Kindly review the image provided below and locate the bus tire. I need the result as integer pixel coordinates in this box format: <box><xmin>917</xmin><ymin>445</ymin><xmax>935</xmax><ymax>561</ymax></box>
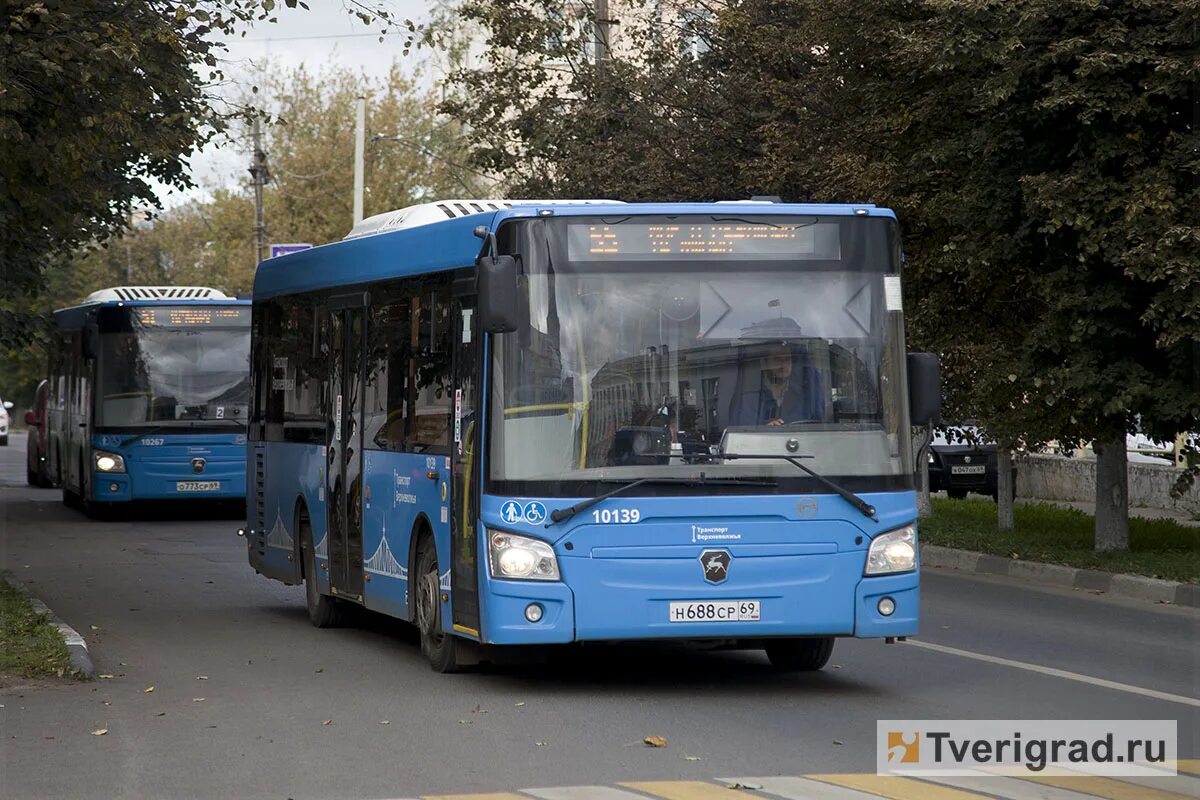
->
<box><xmin>301</xmin><ymin>515</ymin><xmax>345</xmax><ymax>628</ymax></box>
<box><xmin>414</xmin><ymin>541</ymin><xmax>459</xmax><ymax>673</ymax></box>
<box><xmin>764</xmin><ymin>637</ymin><xmax>835</xmax><ymax>672</ymax></box>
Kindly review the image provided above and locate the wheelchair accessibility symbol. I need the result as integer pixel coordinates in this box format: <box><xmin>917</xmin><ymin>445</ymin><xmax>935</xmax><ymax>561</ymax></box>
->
<box><xmin>523</xmin><ymin>501</ymin><xmax>547</xmax><ymax>525</ymax></box>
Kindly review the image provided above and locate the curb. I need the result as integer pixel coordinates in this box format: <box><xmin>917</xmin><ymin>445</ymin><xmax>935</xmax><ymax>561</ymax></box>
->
<box><xmin>921</xmin><ymin>544</ymin><xmax>1198</xmax><ymax>608</ymax></box>
<box><xmin>2</xmin><ymin>573</ymin><xmax>95</xmax><ymax>678</ymax></box>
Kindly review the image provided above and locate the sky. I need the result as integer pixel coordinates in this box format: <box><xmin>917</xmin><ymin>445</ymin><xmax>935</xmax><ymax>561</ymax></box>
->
<box><xmin>161</xmin><ymin>0</ymin><xmax>441</xmax><ymax>207</ymax></box>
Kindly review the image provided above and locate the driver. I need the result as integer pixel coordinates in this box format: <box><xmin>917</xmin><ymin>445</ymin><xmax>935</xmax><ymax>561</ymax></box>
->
<box><xmin>748</xmin><ymin>342</ymin><xmax>827</xmax><ymax>426</ymax></box>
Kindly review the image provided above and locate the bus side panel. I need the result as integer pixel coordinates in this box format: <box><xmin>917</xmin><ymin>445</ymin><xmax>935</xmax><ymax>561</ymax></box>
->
<box><xmin>251</xmin><ymin>441</ymin><xmax>324</xmax><ymax>586</ymax></box>
<box><xmin>359</xmin><ymin>450</ymin><xmax>452</xmax><ymax>625</ymax></box>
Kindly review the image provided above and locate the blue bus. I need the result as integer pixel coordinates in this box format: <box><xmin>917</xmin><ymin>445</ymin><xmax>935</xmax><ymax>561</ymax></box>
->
<box><xmin>246</xmin><ymin>200</ymin><xmax>940</xmax><ymax>672</ymax></box>
<box><xmin>50</xmin><ymin>287</ymin><xmax>252</xmax><ymax>517</ymax></box>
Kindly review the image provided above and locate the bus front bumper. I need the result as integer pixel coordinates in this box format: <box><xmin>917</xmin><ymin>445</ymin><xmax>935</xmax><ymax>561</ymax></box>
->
<box><xmin>478</xmin><ymin>554</ymin><xmax>919</xmax><ymax>645</ymax></box>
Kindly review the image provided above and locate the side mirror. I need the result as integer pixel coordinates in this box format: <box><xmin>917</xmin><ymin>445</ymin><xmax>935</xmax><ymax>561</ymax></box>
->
<box><xmin>907</xmin><ymin>352</ymin><xmax>942</xmax><ymax>426</ymax></box>
<box><xmin>24</xmin><ymin>410</ymin><xmax>37</xmax><ymax>426</ymax></box>
<box><xmin>477</xmin><ymin>254</ymin><xmax>519</xmax><ymax>334</ymax></box>
<box><xmin>81</xmin><ymin>325</ymin><xmax>99</xmax><ymax>360</ymax></box>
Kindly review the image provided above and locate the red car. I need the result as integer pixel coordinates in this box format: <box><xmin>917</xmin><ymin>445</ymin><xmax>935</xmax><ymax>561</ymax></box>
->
<box><xmin>25</xmin><ymin>379</ymin><xmax>54</xmax><ymax>487</ymax></box>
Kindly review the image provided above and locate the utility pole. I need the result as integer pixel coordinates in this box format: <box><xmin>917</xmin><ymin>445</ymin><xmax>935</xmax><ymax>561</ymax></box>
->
<box><xmin>353</xmin><ymin>95</ymin><xmax>366</xmax><ymax>226</ymax></box>
<box><xmin>248</xmin><ymin>114</ymin><xmax>270</xmax><ymax>265</ymax></box>
<box><xmin>594</xmin><ymin>0</ymin><xmax>611</xmax><ymax>66</ymax></box>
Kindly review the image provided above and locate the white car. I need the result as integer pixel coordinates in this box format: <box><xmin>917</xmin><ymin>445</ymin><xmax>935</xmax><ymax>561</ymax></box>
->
<box><xmin>0</xmin><ymin>397</ymin><xmax>10</xmax><ymax>446</ymax></box>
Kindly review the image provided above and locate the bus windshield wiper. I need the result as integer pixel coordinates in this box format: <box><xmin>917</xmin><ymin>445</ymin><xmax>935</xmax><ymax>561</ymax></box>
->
<box><xmin>546</xmin><ymin>475</ymin><xmax>776</xmax><ymax>527</ymax></box>
<box><xmin>718</xmin><ymin>453</ymin><xmax>878</xmax><ymax>521</ymax></box>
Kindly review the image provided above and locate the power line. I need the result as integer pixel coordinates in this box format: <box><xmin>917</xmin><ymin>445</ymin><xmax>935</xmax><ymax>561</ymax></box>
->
<box><xmin>240</xmin><ymin>31</ymin><xmax>406</xmax><ymax>43</ymax></box>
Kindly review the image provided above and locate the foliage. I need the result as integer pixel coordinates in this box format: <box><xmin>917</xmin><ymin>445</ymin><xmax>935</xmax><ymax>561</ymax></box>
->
<box><xmin>445</xmin><ymin>0</ymin><xmax>1200</xmax><ymax>549</ymax></box>
<box><xmin>920</xmin><ymin>497</ymin><xmax>1199</xmax><ymax>584</ymax></box>
<box><xmin>1</xmin><ymin>0</ymin><xmax>414</xmax><ymax>341</ymax></box>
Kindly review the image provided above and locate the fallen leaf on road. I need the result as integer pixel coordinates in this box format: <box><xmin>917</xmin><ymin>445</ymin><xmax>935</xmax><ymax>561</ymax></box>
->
<box><xmin>102</xmin><ymin>700</ymin><xmax>111</xmax><ymax>706</ymax></box>
<box><xmin>535</xmin><ymin>741</ymin><xmax>548</xmax><ymax>746</ymax></box>
<box><xmin>98</xmin><ymin>674</ymin><xmax>114</xmax><ymax>679</ymax></box>
<box><xmin>192</xmin><ymin>698</ymin><xmax>205</xmax><ymax>702</ymax></box>
<box><xmin>91</xmin><ymin>729</ymin><xmax>108</xmax><ymax>736</ymax></box>
<box><xmin>314</xmin><ymin>668</ymin><xmax>323</xmax><ymax>673</ymax></box>
<box><xmin>643</xmin><ymin>735</ymin><xmax>668</xmax><ymax>748</ymax></box>
<box><xmin>154</xmin><ymin>712</ymin><xmax>166</xmax><ymax>717</ymax></box>
<box><xmin>379</xmin><ymin>720</ymin><xmax>390</xmax><ymax>725</ymax></box>
<box><xmin>833</xmin><ymin>739</ymin><xmax>844</xmax><ymax>746</ymax></box>
<box><xmin>726</xmin><ymin>783</ymin><xmax>761</xmax><ymax>791</ymax></box>
<box><xmin>683</xmin><ymin>755</ymin><xmax>702</xmax><ymax>761</ymax></box>
<box><xmin>514</xmin><ymin>701</ymin><xmax>525</xmax><ymax>707</ymax></box>
<box><xmin>457</xmin><ymin>719</ymin><xmax>472</xmax><ymax>725</ymax></box>
<box><xmin>143</xmin><ymin>686</ymin><xmax>154</xmax><ymax>693</ymax></box>
<box><xmin>196</xmin><ymin>676</ymin><xmax>208</xmax><ymax>681</ymax></box>
<box><xmin>473</xmin><ymin>705</ymin><xmax>487</xmax><ymax>714</ymax></box>
<box><xmin>322</xmin><ymin>719</ymin><xmax>332</xmax><ymax>726</ymax></box>
<box><xmin>90</xmin><ymin>625</ymin><xmax>100</xmax><ymax>630</ymax></box>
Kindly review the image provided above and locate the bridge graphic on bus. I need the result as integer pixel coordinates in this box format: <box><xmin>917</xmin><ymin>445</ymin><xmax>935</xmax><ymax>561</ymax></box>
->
<box><xmin>265</xmin><ymin>511</ymin><xmax>294</xmax><ymax>550</ymax></box>
<box><xmin>364</xmin><ymin>531</ymin><xmax>407</xmax><ymax>580</ymax></box>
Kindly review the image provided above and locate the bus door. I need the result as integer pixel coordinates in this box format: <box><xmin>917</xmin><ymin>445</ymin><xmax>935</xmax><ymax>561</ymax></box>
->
<box><xmin>327</xmin><ymin>293</ymin><xmax>367</xmax><ymax>601</ymax></box>
<box><xmin>450</xmin><ymin>293</ymin><xmax>482</xmax><ymax>636</ymax></box>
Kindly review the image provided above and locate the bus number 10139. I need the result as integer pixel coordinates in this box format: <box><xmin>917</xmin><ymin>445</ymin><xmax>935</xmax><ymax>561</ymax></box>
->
<box><xmin>593</xmin><ymin>508</ymin><xmax>641</xmax><ymax>524</ymax></box>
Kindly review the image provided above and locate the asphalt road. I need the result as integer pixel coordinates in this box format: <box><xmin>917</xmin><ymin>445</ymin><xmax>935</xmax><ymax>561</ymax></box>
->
<box><xmin>1</xmin><ymin>432</ymin><xmax>1197</xmax><ymax>800</ymax></box>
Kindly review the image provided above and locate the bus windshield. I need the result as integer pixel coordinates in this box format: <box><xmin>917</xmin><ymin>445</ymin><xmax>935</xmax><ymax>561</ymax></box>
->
<box><xmin>488</xmin><ymin>215</ymin><xmax>912</xmax><ymax>494</ymax></box>
<box><xmin>95</xmin><ymin>306</ymin><xmax>251</xmax><ymax>429</ymax></box>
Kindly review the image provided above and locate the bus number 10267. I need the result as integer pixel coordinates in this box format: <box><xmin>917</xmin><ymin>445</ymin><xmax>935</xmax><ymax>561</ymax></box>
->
<box><xmin>592</xmin><ymin>508</ymin><xmax>640</xmax><ymax>524</ymax></box>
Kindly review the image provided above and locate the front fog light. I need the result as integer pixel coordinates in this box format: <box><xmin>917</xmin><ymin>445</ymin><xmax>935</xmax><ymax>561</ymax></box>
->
<box><xmin>488</xmin><ymin>530</ymin><xmax>560</xmax><ymax>581</ymax></box>
<box><xmin>524</xmin><ymin>603</ymin><xmax>544</xmax><ymax>623</ymax></box>
<box><xmin>865</xmin><ymin>525</ymin><xmax>916</xmax><ymax>575</ymax></box>
<box><xmin>94</xmin><ymin>451</ymin><xmax>126</xmax><ymax>473</ymax></box>
<box><xmin>878</xmin><ymin>597</ymin><xmax>896</xmax><ymax>616</ymax></box>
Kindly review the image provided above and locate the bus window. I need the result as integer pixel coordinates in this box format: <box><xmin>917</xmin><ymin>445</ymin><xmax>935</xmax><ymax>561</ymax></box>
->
<box><xmin>410</xmin><ymin>281</ymin><xmax>453</xmax><ymax>453</ymax></box>
<box><xmin>365</xmin><ymin>288</ymin><xmax>411</xmax><ymax>451</ymax></box>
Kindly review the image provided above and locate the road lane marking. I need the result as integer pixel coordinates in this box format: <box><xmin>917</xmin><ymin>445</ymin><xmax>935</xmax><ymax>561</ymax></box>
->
<box><xmin>904</xmin><ymin>640</ymin><xmax>1200</xmax><ymax>708</ymax></box>
<box><xmin>525</xmin><ymin>788</ymin><xmax>658</xmax><ymax>800</ymax></box>
<box><xmin>807</xmin><ymin>774</ymin><xmax>986</xmax><ymax>799</ymax></box>
<box><xmin>620</xmin><ymin>781</ymin><xmax>760</xmax><ymax>800</ymax></box>
<box><xmin>719</xmin><ymin>776</ymin><xmax>900</xmax><ymax>800</ymax></box>
<box><xmin>1017</xmin><ymin>775</ymin><xmax>1192</xmax><ymax>800</ymax></box>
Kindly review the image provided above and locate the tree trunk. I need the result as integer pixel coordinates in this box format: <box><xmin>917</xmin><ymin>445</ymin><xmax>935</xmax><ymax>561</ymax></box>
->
<box><xmin>997</xmin><ymin>448</ymin><xmax>1015</xmax><ymax>531</ymax></box>
<box><xmin>917</xmin><ymin>429</ymin><xmax>932</xmax><ymax>518</ymax></box>
<box><xmin>1094</xmin><ymin>435</ymin><xmax>1130</xmax><ymax>552</ymax></box>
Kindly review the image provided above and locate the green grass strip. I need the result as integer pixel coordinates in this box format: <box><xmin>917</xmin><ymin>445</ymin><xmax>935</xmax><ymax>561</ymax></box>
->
<box><xmin>920</xmin><ymin>498</ymin><xmax>1200</xmax><ymax>584</ymax></box>
<box><xmin>0</xmin><ymin>580</ymin><xmax>76</xmax><ymax>679</ymax></box>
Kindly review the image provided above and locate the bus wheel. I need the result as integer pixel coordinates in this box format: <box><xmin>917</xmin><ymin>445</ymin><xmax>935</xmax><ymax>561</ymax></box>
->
<box><xmin>414</xmin><ymin>543</ymin><xmax>459</xmax><ymax>673</ymax></box>
<box><xmin>764</xmin><ymin>637</ymin><xmax>835</xmax><ymax>672</ymax></box>
<box><xmin>302</xmin><ymin>518</ymin><xmax>345</xmax><ymax>628</ymax></box>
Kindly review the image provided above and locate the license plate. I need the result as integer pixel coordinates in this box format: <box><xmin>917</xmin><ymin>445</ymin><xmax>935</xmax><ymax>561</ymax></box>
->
<box><xmin>176</xmin><ymin>481</ymin><xmax>221</xmax><ymax>492</ymax></box>
<box><xmin>950</xmin><ymin>465</ymin><xmax>986</xmax><ymax>475</ymax></box>
<box><xmin>668</xmin><ymin>600</ymin><xmax>761</xmax><ymax>623</ymax></box>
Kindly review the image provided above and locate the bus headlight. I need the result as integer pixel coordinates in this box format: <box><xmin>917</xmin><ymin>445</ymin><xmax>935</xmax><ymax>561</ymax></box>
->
<box><xmin>865</xmin><ymin>525</ymin><xmax>916</xmax><ymax>575</ymax></box>
<box><xmin>488</xmin><ymin>530</ymin><xmax>560</xmax><ymax>581</ymax></box>
<box><xmin>94</xmin><ymin>451</ymin><xmax>126</xmax><ymax>473</ymax></box>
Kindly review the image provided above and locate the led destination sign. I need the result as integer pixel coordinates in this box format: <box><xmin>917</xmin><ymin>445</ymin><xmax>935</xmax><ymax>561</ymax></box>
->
<box><xmin>567</xmin><ymin>221</ymin><xmax>842</xmax><ymax>261</ymax></box>
<box><xmin>135</xmin><ymin>306</ymin><xmax>250</xmax><ymax>327</ymax></box>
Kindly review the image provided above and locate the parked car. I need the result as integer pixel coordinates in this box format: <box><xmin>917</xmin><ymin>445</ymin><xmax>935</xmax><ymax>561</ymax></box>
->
<box><xmin>0</xmin><ymin>396</ymin><xmax>11</xmax><ymax>446</ymax></box>
<box><xmin>25</xmin><ymin>380</ymin><xmax>54</xmax><ymax>487</ymax></box>
<box><xmin>928</xmin><ymin>425</ymin><xmax>1016</xmax><ymax>501</ymax></box>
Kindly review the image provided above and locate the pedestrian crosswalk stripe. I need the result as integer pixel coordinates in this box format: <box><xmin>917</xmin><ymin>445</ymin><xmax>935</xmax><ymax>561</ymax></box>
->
<box><xmin>804</xmin><ymin>775</ymin><xmax>989</xmax><ymax>800</ymax></box>
<box><xmin>424</xmin><ymin>793</ymin><xmax>530</xmax><ymax>800</ymax></box>
<box><xmin>1114</xmin><ymin>773</ymin><xmax>1200</xmax><ymax>796</ymax></box>
<box><xmin>525</xmin><ymin>788</ymin><xmax>654</xmax><ymax>800</ymax></box>
<box><xmin>1017</xmin><ymin>775</ymin><xmax>1192</xmax><ymax>800</ymax></box>
<box><xmin>718</xmin><ymin>776</ymin><xmax>898</xmax><ymax>800</ymax></box>
<box><xmin>919</xmin><ymin>774</ymin><xmax>1109</xmax><ymax>800</ymax></box>
<box><xmin>1174</xmin><ymin>759</ymin><xmax>1200</xmax><ymax>776</ymax></box>
<box><xmin>621</xmin><ymin>780</ymin><xmax>760</xmax><ymax>800</ymax></box>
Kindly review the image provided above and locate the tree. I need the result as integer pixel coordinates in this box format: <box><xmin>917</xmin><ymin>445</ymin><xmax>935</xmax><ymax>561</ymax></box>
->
<box><xmin>1</xmin><ymin>0</ymin><xmax>413</xmax><ymax>346</ymax></box>
<box><xmin>444</xmin><ymin>0</ymin><xmax>1200</xmax><ymax>550</ymax></box>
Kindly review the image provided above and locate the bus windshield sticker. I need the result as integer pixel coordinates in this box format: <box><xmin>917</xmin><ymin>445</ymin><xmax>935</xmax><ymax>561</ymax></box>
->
<box><xmin>884</xmin><ymin>275</ymin><xmax>903</xmax><ymax>311</ymax></box>
<box><xmin>501</xmin><ymin>500</ymin><xmax>525</xmax><ymax>525</ymax></box>
<box><xmin>215</xmin><ymin>406</ymin><xmax>225</xmax><ymax>419</ymax></box>
<box><xmin>454</xmin><ymin>388</ymin><xmax>463</xmax><ymax>451</ymax></box>
<box><xmin>335</xmin><ymin>394</ymin><xmax>342</xmax><ymax>441</ymax></box>
<box><xmin>523</xmin><ymin>502</ymin><xmax>547</xmax><ymax>525</ymax></box>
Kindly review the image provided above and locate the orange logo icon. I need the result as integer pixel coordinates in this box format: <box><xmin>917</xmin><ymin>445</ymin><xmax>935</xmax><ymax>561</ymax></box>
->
<box><xmin>887</xmin><ymin>731</ymin><xmax>920</xmax><ymax>763</ymax></box>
